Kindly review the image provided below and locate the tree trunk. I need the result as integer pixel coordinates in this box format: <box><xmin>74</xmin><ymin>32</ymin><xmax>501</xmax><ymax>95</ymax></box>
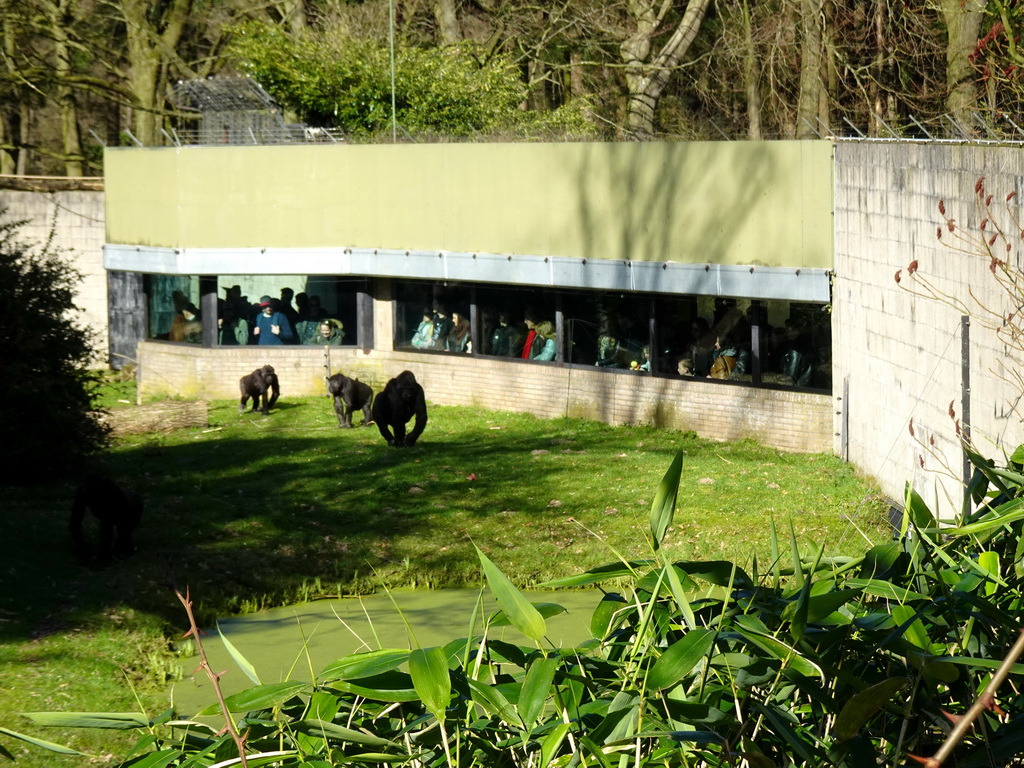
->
<box><xmin>621</xmin><ymin>0</ymin><xmax>712</xmax><ymax>140</ymax></box>
<box><xmin>120</xmin><ymin>0</ymin><xmax>193</xmax><ymax>146</ymax></box>
<box><xmin>740</xmin><ymin>0</ymin><xmax>761</xmax><ymax>140</ymax></box>
<box><xmin>48</xmin><ymin>0</ymin><xmax>85</xmax><ymax>175</ymax></box>
<box><xmin>433</xmin><ymin>0</ymin><xmax>461</xmax><ymax>45</ymax></box>
<box><xmin>0</xmin><ymin>8</ymin><xmax>20</xmax><ymax>174</ymax></box>
<box><xmin>796</xmin><ymin>0</ymin><xmax>824</xmax><ymax>138</ymax></box>
<box><xmin>941</xmin><ymin>0</ymin><xmax>984</xmax><ymax>130</ymax></box>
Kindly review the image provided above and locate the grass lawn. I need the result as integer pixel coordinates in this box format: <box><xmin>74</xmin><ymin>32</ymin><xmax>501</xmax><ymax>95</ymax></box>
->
<box><xmin>0</xmin><ymin>383</ymin><xmax>891</xmax><ymax>766</ymax></box>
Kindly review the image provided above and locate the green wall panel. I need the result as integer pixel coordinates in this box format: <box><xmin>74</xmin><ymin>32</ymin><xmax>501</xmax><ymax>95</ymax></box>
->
<box><xmin>105</xmin><ymin>140</ymin><xmax>833</xmax><ymax>269</ymax></box>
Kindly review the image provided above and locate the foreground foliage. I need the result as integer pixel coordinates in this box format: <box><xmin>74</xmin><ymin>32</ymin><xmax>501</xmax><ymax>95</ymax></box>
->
<box><xmin>0</xmin><ymin>213</ymin><xmax>108</xmax><ymax>484</ymax></box>
<box><xmin>4</xmin><ymin>441</ymin><xmax>1023</xmax><ymax>766</ymax></box>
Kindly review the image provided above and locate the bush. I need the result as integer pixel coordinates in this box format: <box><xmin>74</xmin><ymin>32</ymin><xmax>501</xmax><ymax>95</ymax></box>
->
<box><xmin>0</xmin><ymin>212</ymin><xmax>108</xmax><ymax>484</ymax></box>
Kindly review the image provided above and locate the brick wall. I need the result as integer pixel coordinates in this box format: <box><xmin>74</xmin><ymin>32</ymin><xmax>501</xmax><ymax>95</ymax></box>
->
<box><xmin>833</xmin><ymin>142</ymin><xmax>1024</xmax><ymax>513</ymax></box>
<box><xmin>0</xmin><ymin>186</ymin><xmax>107</xmax><ymax>363</ymax></box>
<box><xmin>137</xmin><ymin>340</ymin><xmax>834</xmax><ymax>453</ymax></box>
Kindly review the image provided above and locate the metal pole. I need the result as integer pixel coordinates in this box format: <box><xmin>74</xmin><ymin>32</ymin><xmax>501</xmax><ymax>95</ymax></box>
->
<box><xmin>961</xmin><ymin>315</ymin><xmax>972</xmax><ymax>486</ymax></box>
<box><xmin>389</xmin><ymin>0</ymin><xmax>397</xmax><ymax>142</ymax></box>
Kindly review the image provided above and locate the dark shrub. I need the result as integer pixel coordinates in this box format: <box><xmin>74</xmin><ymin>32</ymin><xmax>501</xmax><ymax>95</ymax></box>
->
<box><xmin>0</xmin><ymin>211</ymin><xmax>109</xmax><ymax>483</ymax></box>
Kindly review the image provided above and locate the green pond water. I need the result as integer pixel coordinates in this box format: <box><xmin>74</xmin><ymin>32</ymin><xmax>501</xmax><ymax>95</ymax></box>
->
<box><xmin>171</xmin><ymin>588</ymin><xmax>599</xmax><ymax>716</ymax></box>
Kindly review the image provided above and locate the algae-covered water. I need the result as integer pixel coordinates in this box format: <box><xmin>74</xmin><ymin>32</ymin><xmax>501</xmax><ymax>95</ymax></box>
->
<box><xmin>171</xmin><ymin>588</ymin><xmax>598</xmax><ymax>716</ymax></box>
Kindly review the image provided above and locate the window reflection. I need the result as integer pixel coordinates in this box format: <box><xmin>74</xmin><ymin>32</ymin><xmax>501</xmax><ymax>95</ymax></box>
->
<box><xmin>394</xmin><ymin>280</ymin><xmax>832</xmax><ymax>391</ymax></box>
<box><xmin>145</xmin><ymin>273</ymin><xmax>831</xmax><ymax>393</ymax></box>
<box><xmin>147</xmin><ymin>275</ymin><xmax>367</xmax><ymax>347</ymax></box>
<box><xmin>147</xmin><ymin>275</ymin><xmax>201</xmax><ymax>343</ymax></box>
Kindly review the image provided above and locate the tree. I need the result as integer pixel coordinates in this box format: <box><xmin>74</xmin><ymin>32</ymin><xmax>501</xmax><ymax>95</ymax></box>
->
<box><xmin>228</xmin><ymin>20</ymin><xmax>594</xmax><ymax>139</ymax></box>
<box><xmin>619</xmin><ymin>0</ymin><xmax>713</xmax><ymax>139</ymax></box>
<box><xmin>0</xmin><ymin>212</ymin><xmax>108</xmax><ymax>484</ymax></box>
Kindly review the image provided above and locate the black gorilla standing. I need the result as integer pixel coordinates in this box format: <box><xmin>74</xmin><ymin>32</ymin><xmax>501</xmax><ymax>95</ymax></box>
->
<box><xmin>69</xmin><ymin>474</ymin><xmax>143</xmax><ymax>563</ymax></box>
<box><xmin>371</xmin><ymin>370</ymin><xmax>428</xmax><ymax>447</ymax></box>
<box><xmin>239</xmin><ymin>365</ymin><xmax>280</xmax><ymax>415</ymax></box>
<box><xmin>326</xmin><ymin>372</ymin><xmax>374</xmax><ymax>427</ymax></box>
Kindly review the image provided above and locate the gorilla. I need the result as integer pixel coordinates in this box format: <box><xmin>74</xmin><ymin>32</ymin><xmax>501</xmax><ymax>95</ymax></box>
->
<box><xmin>326</xmin><ymin>372</ymin><xmax>374</xmax><ymax>428</ymax></box>
<box><xmin>239</xmin><ymin>365</ymin><xmax>280</xmax><ymax>415</ymax></box>
<box><xmin>69</xmin><ymin>474</ymin><xmax>143</xmax><ymax>563</ymax></box>
<box><xmin>371</xmin><ymin>370</ymin><xmax>428</xmax><ymax>447</ymax></box>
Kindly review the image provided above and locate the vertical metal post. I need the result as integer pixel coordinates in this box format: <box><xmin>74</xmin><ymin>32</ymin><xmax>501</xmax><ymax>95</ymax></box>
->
<box><xmin>468</xmin><ymin>286</ymin><xmax>478</xmax><ymax>355</ymax></box>
<box><xmin>199</xmin><ymin>275</ymin><xmax>218</xmax><ymax>348</ymax></box>
<box><xmin>647</xmin><ymin>297</ymin><xmax>656</xmax><ymax>375</ymax></box>
<box><xmin>840</xmin><ymin>375</ymin><xmax>850</xmax><ymax>461</ymax></box>
<box><xmin>961</xmin><ymin>315</ymin><xmax>972</xmax><ymax>487</ymax></box>
<box><xmin>554</xmin><ymin>295</ymin><xmax>564</xmax><ymax>364</ymax></box>
<box><xmin>388</xmin><ymin>0</ymin><xmax>397</xmax><ymax>142</ymax></box>
<box><xmin>750</xmin><ymin>300</ymin><xmax>764</xmax><ymax>385</ymax></box>
<box><xmin>356</xmin><ymin>284</ymin><xmax>374</xmax><ymax>352</ymax></box>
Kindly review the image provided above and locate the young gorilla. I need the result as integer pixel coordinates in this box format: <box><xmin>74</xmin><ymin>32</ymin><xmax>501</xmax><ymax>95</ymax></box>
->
<box><xmin>326</xmin><ymin>372</ymin><xmax>374</xmax><ymax>428</ymax></box>
<box><xmin>69</xmin><ymin>474</ymin><xmax>143</xmax><ymax>563</ymax></box>
<box><xmin>239</xmin><ymin>365</ymin><xmax>280</xmax><ymax>415</ymax></box>
<box><xmin>371</xmin><ymin>370</ymin><xmax>428</xmax><ymax>447</ymax></box>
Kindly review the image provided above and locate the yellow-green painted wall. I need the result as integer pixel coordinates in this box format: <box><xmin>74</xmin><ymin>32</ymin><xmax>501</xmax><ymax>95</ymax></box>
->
<box><xmin>105</xmin><ymin>140</ymin><xmax>833</xmax><ymax>268</ymax></box>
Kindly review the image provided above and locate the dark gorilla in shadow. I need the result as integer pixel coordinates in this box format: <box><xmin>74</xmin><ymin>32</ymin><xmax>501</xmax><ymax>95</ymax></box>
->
<box><xmin>69</xmin><ymin>474</ymin><xmax>143</xmax><ymax>563</ymax></box>
<box><xmin>239</xmin><ymin>365</ymin><xmax>280</xmax><ymax>415</ymax></box>
<box><xmin>371</xmin><ymin>370</ymin><xmax>428</xmax><ymax>447</ymax></box>
<box><xmin>326</xmin><ymin>372</ymin><xmax>374</xmax><ymax>428</ymax></box>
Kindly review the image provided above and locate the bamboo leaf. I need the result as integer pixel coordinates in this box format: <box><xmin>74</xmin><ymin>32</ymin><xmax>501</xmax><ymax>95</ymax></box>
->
<box><xmin>319</xmin><ymin>649</ymin><xmax>410</xmax><ymax>682</ymax></box>
<box><xmin>327</xmin><ymin>671</ymin><xmax>419</xmax><ymax>702</ymax></box>
<box><xmin>952</xmin><ymin>501</ymin><xmax>1024</xmax><ymax>536</ymax></box>
<box><xmin>538</xmin><ymin>560</ymin><xmax>652</xmax><ymax>588</ymax></box>
<box><xmin>0</xmin><ymin>726</ymin><xmax>84</xmax><ymax>755</ymax></box>
<box><xmin>646</xmin><ymin>629</ymin><xmax>715</xmax><ymax>690</ymax></box>
<box><xmin>476</xmin><ymin>545</ymin><xmax>546</xmax><ymax>643</ymax></box>
<box><xmin>891</xmin><ymin>605</ymin><xmax>930</xmax><ymax>649</ymax></box>
<box><xmin>845</xmin><ymin>578</ymin><xmax>928</xmax><ymax>602</ymax></box>
<box><xmin>117</xmin><ymin>749</ymin><xmax>181</xmax><ymax>768</ymax></box>
<box><xmin>467</xmin><ymin>677</ymin><xmax>521</xmax><ymax>725</ymax></box>
<box><xmin>734</xmin><ymin>617</ymin><xmax>824</xmax><ymax>680</ymax></box>
<box><xmin>409</xmin><ymin>646</ymin><xmax>451</xmax><ymax>718</ymax></box>
<box><xmin>664</xmin><ymin>564</ymin><xmax>697</xmax><ymax>631</ymax></box>
<box><xmin>902</xmin><ymin>484</ymin><xmax>936</xmax><ymax>535</ymax></box>
<box><xmin>977</xmin><ymin>551</ymin><xmax>1001</xmax><ymax>596</ymax></box>
<box><xmin>782</xmin><ymin>588</ymin><xmax>863</xmax><ymax>623</ymax></box>
<box><xmin>674</xmin><ymin>560</ymin><xmax>753</xmax><ymax>589</ymax></box>
<box><xmin>590</xmin><ymin>593</ymin><xmax>629</xmax><ymax>639</ymax></box>
<box><xmin>591</xmin><ymin>692</ymin><xmax>639</xmax><ymax>746</ymax></box>
<box><xmin>539</xmin><ymin>722</ymin><xmax>570</xmax><ymax>767</ymax></box>
<box><xmin>340</xmin><ymin>753</ymin><xmax>428</xmax><ymax>764</ymax></box>
<box><xmin>217</xmin><ymin>622</ymin><xmax>261</xmax><ymax>686</ymax></box>
<box><xmin>789</xmin><ymin>519</ymin><xmax>803</xmax><ymax>581</ymax></box>
<box><xmin>832</xmin><ymin>678</ymin><xmax>910</xmax><ymax>742</ymax></box>
<box><xmin>22</xmin><ymin>711</ymin><xmax>150</xmax><ymax>730</ymax></box>
<box><xmin>751</xmin><ymin>701</ymin><xmax>820</xmax><ymax>764</ymax></box>
<box><xmin>293</xmin><ymin>718</ymin><xmax>400</xmax><ymax>747</ymax></box>
<box><xmin>220</xmin><ymin>681</ymin><xmax>308</xmax><ymax>713</ymax></box>
<box><xmin>934</xmin><ymin>656</ymin><xmax>1024</xmax><ymax>674</ymax></box>
<box><xmin>651</xmin><ymin>450</ymin><xmax>683</xmax><ymax>551</ymax></box>
<box><xmin>518</xmin><ymin>655</ymin><xmax>559</xmax><ymax>726</ymax></box>
<box><xmin>489</xmin><ymin>602</ymin><xmax>567</xmax><ymax>627</ymax></box>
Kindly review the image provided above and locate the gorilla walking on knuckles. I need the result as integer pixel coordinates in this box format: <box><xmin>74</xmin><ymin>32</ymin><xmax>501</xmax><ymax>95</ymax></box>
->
<box><xmin>372</xmin><ymin>370</ymin><xmax>428</xmax><ymax>447</ymax></box>
<box><xmin>326</xmin><ymin>372</ymin><xmax>374</xmax><ymax>428</ymax></box>
<box><xmin>69</xmin><ymin>474</ymin><xmax>143</xmax><ymax>563</ymax></box>
<box><xmin>239</xmin><ymin>365</ymin><xmax>280</xmax><ymax>415</ymax></box>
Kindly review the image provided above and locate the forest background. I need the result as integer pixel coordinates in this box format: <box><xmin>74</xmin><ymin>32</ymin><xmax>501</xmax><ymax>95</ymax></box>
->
<box><xmin>5</xmin><ymin>0</ymin><xmax>1024</xmax><ymax>178</ymax></box>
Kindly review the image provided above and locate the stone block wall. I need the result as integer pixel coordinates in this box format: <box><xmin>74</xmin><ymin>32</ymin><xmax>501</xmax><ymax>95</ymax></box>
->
<box><xmin>833</xmin><ymin>142</ymin><xmax>1024</xmax><ymax>514</ymax></box>
<box><xmin>136</xmin><ymin>340</ymin><xmax>834</xmax><ymax>453</ymax></box>
<box><xmin>0</xmin><ymin>185</ymin><xmax>107</xmax><ymax>364</ymax></box>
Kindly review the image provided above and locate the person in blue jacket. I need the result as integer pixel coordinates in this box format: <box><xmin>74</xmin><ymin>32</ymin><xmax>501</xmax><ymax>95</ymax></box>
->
<box><xmin>253</xmin><ymin>295</ymin><xmax>294</xmax><ymax>345</ymax></box>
